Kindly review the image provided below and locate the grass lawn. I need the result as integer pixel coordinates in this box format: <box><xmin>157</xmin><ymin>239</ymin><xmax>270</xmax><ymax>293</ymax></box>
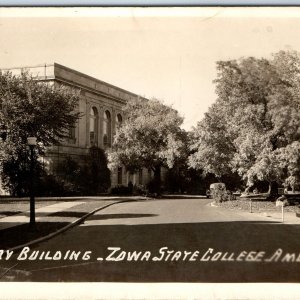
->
<box><xmin>217</xmin><ymin>198</ymin><xmax>300</xmax><ymax>213</ymax></box>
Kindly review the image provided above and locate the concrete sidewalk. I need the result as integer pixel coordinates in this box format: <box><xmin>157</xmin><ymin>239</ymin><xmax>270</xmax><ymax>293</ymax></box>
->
<box><xmin>0</xmin><ymin>201</ymin><xmax>86</xmax><ymax>230</ymax></box>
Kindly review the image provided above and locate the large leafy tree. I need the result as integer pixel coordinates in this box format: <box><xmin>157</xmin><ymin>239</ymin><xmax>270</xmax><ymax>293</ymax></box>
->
<box><xmin>0</xmin><ymin>71</ymin><xmax>80</xmax><ymax>195</ymax></box>
<box><xmin>189</xmin><ymin>102</ymin><xmax>235</xmax><ymax>179</ymax></box>
<box><xmin>189</xmin><ymin>50</ymin><xmax>300</xmax><ymax>198</ymax></box>
<box><xmin>107</xmin><ymin>97</ymin><xmax>186</xmax><ymax>193</ymax></box>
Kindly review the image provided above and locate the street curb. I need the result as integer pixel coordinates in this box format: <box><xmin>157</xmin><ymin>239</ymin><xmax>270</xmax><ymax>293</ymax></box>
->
<box><xmin>8</xmin><ymin>199</ymin><xmax>137</xmax><ymax>252</ymax></box>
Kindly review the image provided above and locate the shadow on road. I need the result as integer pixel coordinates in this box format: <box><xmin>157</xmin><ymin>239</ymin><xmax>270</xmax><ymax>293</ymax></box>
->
<box><xmin>87</xmin><ymin>213</ymin><xmax>158</xmax><ymax>220</ymax></box>
<box><xmin>48</xmin><ymin>211</ymin><xmax>87</xmax><ymax>218</ymax></box>
<box><xmin>0</xmin><ymin>211</ymin><xmax>22</xmax><ymax>216</ymax></box>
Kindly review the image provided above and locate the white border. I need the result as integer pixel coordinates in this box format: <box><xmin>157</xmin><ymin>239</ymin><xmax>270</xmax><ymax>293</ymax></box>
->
<box><xmin>1</xmin><ymin>0</ymin><xmax>300</xmax><ymax>6</ymax></box>
<box><xmin>1</xmin><ymin>7</ymin><xmax>300</xmax><ymax>18</ymax></box>
<box><xmin>0</xmin><ymin>282</ymin><xmax>300</xmax><ymax>299</ymax></box>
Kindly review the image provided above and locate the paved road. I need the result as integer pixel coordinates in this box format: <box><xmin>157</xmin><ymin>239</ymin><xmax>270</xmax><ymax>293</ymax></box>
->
<box><xmin>2</xmin><ymin>198</ymin><xmax>300</xmax><ymax>282</ymax></box>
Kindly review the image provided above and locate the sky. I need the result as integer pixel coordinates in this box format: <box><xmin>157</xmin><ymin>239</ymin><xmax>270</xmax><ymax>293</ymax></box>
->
<box><xmin>1</xmin><ymin>7</ymin><xmax>300</xmax><ymax>130</ymax></box>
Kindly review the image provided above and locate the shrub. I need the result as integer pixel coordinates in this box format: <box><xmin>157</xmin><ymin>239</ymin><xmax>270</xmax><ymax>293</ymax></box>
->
<box><xmin>211</xmin><ymin>186</ymin><xmax>232</xmax><ymax>203</ymax></box>
<box><xmin>133</xmin><ymin>184</ymin><xmax>148</xmax><ymax>196</ymax></box>
<box><xmin>110</xmin><ymin>185</ymin><xmax>131</xmax><ymax>195</ymax></box>
<box><xmin>276</xmin><ymin>195</ymin><xmax>290</xmax><ymax>207</ymax></box>
<box><xmin>86</xmin><ymin>147</ymin><xmax>111</xmax><ymax>194</ymax></box>
<box><xmin>56</xmin><ymin>148</ymin><xmax>111</xmax><ymax>196</ymax></box>
<box><xmin>147</xmin><ymin>178</ymin><xmax>161</xmax><ymax>194</ymax></box>
<box><xmin>1</xmin><ymin>153</ymin><xmax>31</xmax><ymax>196</ymax></box>
<box><xmin>1</xmin><ymin>147</ymin><xmax>112</xmax><ymax>197</ymax></box>
<box><xmin>35</xmin><ymin>174</ymin><xmax>68</xmax><ymax>196</ymax></box>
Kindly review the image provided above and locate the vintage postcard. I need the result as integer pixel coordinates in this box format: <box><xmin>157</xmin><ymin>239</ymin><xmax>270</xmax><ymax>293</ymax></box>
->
<box><xmin>0</xmin><ymin>6</ymin><xmax>300</xmax><ymax>299</ymax></box>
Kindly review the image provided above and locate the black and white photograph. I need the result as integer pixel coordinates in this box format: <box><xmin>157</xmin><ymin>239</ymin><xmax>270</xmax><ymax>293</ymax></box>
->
<box><xmin>0</xmin><ymin>6</ymin><xmax>300</xmax><ymax>299</ymax></box>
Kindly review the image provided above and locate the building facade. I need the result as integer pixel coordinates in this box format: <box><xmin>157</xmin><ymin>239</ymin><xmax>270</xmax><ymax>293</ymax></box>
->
<box><xmin>4</xmin><ymin>63</ymin><xmax>153</xmax><ymax>189</ymax></box>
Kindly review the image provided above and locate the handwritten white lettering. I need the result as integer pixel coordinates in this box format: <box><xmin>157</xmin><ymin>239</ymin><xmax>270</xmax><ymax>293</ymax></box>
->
<box><xmin>16</xmin><ymin>247</ymin><xmax>93</xmax><ymax>261</ymax></box>
<box><xmin>265</xmin><ymin>248</ymin><xmax>283</xmax><ymax>262</ymax></box>
<box><xmin>0</xmin><ymin>249</ymin><xmax>14</xmax><ymax>260</ymax></box>
<box><xmin>0</xmin><ymin>246</ymin><xmax>299</xmax><ymax>263</ymax></box>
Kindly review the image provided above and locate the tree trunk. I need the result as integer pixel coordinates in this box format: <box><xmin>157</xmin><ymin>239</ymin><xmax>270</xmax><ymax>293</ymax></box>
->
<box><xmin>290</xmin><ymin>179</ymin><xmax>296</xmax><ymax>193</ymax></box>
<box><xmin>153</xmin><ymin>165</ymin><xmax>161</xmax><ymax>195</ymax></box>
<box><xmin>267</xmin><ymin>181</ymin><xmax>279</xmax><ymax>201</ymax></box>
<box><xmin>244</xmin><ymin>186</ymin><xmax>251</xmax><ymax>194</ymax></box>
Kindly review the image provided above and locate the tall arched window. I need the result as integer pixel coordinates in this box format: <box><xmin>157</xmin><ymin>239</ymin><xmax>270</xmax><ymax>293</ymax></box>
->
<box><xmin>89</xmin><ymin>107</ymin><xmax>98</xmax><ymax>146</ymax></box>
<box><xmin>103</xmin><ymin>110</ymin><xmax>112</xmax><ymax>147</ymax></box>
<box><xmin>116</xmin><ymin>113</ymin><xmax>123</xmax><ymax>126</ymax></box>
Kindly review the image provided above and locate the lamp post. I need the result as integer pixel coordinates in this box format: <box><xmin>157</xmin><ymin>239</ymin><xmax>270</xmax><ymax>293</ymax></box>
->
<box><xmin>27</xmin><ymin>137</ymin><xmax>37</xmax><ymax>229</ymax></box>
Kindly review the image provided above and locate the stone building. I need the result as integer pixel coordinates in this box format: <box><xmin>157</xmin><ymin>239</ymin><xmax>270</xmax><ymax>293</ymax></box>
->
<box><xmin>4</xmin><ymin>63</ymin><xmax>153</xmax><ymax>189</ymax></box>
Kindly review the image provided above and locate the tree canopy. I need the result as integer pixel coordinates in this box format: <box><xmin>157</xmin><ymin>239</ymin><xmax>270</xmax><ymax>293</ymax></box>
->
<box><xmin>189</xmin><ymin>50</ymin><xmax>300</xmax><ymax>195</ymax></box>
<box><xmin>0</xmin><ymin>71</ymin><xmax>80</xmax><ymax>195</ymax></box>
<box><xmin>107</xmin><ymin>97</ymin><xmax>186</xmax><ymax>191</ymax></box>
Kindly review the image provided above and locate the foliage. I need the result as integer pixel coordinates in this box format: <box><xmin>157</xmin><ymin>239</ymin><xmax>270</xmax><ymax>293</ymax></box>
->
<box><xmin>37</xmin><ymin>174</ymin><xmax>66</xmax><ymax>196</ymax></box>
<box><xmin>110</xmin><ymin>184</ymin><xmax>148</xmax><ymax>196</ymax></box>
<box><xmin>189</xmin><ymin>103</ymin><xmax>235</xmax><ymax>178</ymax></box>
<box><xmin>107</xmin><ymin>97</ymin><xmax>186</xmax><ymax>193</ymax></box>
<box><xmin>0</xmin><ymin>71</ymin><xmax>80</xmax><ymax>195</ymax></box>
<box><xmin>164</xmin><ymin>133</ymin><xmax>191</xmax><ymax>193</ymax></box>
<box><xmin>133</xmin><ymin>184</ymin><xmax>148</xmax><ymax>196</ymax></box>
<box><xmin>276</xmin><ymin>195</ymin><xmax>289</xmax><ymax>207</ymax></box>
<box><xmin>23</xmin><ymin>148</ymin><xmax>112</xmax><ymax>197</ymax></box>
<box><xmin>1</xmin><ymin>150</ymin><xmax>68</xmax><ymax>197</ymax></box>
<box><xmin>280</xmin><ymin>141</ymin><xmax>300</xmax><ymax>192</ymax></box>
<box><xmin>1</xmin><ymin>150</ymin><xmax>34</xmax><ymax>196</ymax></box>
<box><xmin>57</xmin><ymin>148</ymin><xmax>111</xmax><ymax>196</ymax></box>
<box><xmin>110</xmin><ymin>185</ymin><xmax>132</xmax><ymax>195</ymax></box>
<box><xmin>146</xmin><ymin>178</ymin><xmax>161</xmax><ymax>194</ymax></box>
<box><xmin>1</xmin><ymin>156</ymin><xmax>66</xmax><ymax>197</ymax></box>
<box><xmin>211</xmin><ymin>185</ymin><xmax>232</xmax><ymax>203</ymax></box>
<box><xmin>86</xmin><ymin>147</ymin><xmax>111</xmax><ymax>194</ymax></box>
<box><xmin>189</xmin><ymin>50</ymin><xmax>300</xmax><ymax>198</ymax></box>
<box><xmin>164</xmin><ymin>167</ymin><xmax>187</xmax><ymax>193</ymax></box>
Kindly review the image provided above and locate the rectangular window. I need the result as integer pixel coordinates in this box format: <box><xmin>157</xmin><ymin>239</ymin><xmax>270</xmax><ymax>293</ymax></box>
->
<box><xmin>68</xmin><ymin>126</ymin><xmax>76</xmax><ymax>144</ymax></box>
<box><xmin>69</xmin><ymin>126</ymin><xmax>75</xmax><ymax>138</ymax></box>
<box><xmin>90</xmin><ymin>131</ymin><xmax>95</xmax><ymax>145</ymax></box>
<box><xmin>103</xmin><ymin>134</ymin><xmax>108</xmax><ymax>147</ymax></box>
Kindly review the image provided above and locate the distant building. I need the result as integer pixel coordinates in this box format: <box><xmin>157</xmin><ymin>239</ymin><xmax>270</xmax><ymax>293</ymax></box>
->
<box><xmin>3</xmin><ymin>63</ymin><xmax>153</xmax><ymax>189</ymax></box>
